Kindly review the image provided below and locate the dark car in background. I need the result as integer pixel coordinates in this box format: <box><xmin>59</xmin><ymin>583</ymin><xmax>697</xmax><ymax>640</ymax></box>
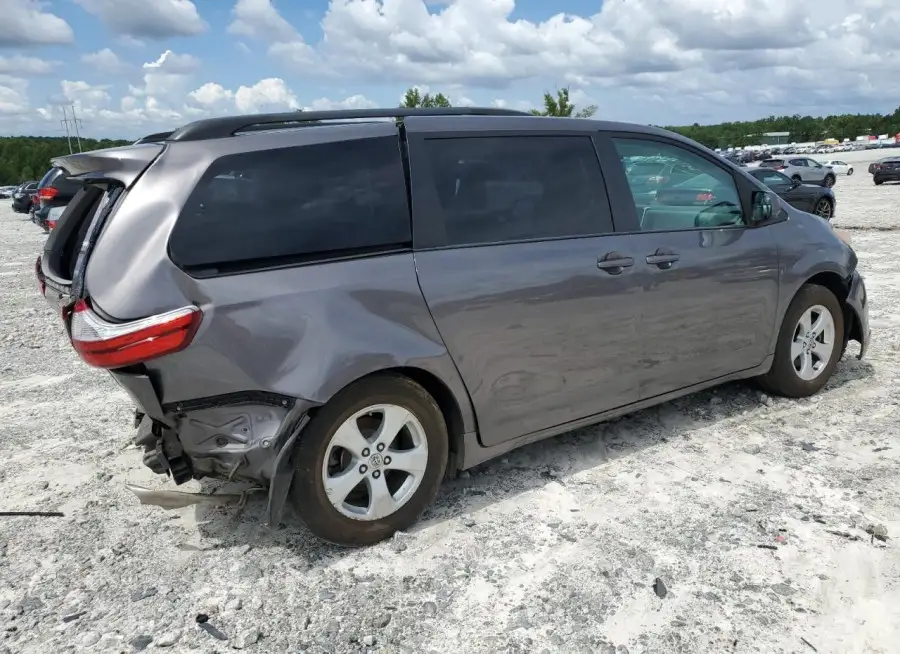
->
<box><xmin>747</xmin><ymin>168</ymin><xmax>836</xmax><ymax>219</ymax></box>
<box><xmin>33</xmin><ymin>167</ymin><xmax>81</xmax><ymax>232</ymax></box>
<box><xmin>12</xmin><ymin>181</ymin><xmax>38</xmax><ymax>213</ymax></box>
<box><xmin>868</xmin><ymin>156</ymin><xmax>900</xmax><ymax>185</ymax></box>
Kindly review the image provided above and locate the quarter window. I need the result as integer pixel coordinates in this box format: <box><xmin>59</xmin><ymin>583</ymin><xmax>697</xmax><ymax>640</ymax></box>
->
<box><xmin>613</xmin><ymin>138</ymin><xmax>745</xmax><ymax>232</ymax></box>
<box><xmin>170</xmin><ymin>136</ymin><xmax>410</xmax><ymax>272</ymax></box>
<box><xmin>422</xmin><ymin>136</ymin><xmax>613</xmax><ymax>247</ymax></box>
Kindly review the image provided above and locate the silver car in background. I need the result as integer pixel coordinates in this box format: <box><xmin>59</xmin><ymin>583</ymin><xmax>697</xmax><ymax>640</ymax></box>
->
<box><xmin>759</xmin><ymin>157</ymin><xmax>836</xmax><ymax>187</ymax></box>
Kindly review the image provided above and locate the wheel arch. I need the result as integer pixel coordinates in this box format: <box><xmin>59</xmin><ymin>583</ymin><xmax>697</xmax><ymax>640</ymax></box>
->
<box><xmin>798</xmin><ymin>271</ymin><xmax>859</xmax><ymax>351</ymax></box>
<box><xmin>308</xmin><ymin>365</ymin><xmax>473</xmax><ymax>475</ymax></box>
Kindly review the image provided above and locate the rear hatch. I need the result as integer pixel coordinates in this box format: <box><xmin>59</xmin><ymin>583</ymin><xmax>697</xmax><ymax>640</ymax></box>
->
<box><xmin>38</xmin><ymin>143</ymin><xmax>165</xmax><ymax>310</ymax></box>
<box><xmin>872</xmin><ymin>159</ymin><xmax>900</xmax><ymax>174</ymax></box>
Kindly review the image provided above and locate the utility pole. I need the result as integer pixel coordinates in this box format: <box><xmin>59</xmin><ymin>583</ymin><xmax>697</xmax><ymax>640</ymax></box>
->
<box><xmin>70</xmin><ymin>104</ymin><xmax>83</xmax><ymax>152</ymax></box>
<box><xmin>60</xmin><ymin>105</ymin><xmax>73</xmax><ymax>154</ymax></box>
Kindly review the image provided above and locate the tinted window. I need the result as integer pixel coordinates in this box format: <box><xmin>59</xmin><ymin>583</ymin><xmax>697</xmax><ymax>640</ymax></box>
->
<box><xmin>38</xmin><ymin>168</ymin><xmax>62</xmax><ymax>188</ymax></box>
<box><xmin>422</xmin><ymin>136</ymin><xmax>612</xmax><ymax>246</ymax></box>
<box><xmin>613</xmin><ymin>137</ymin><xmax>744</xmax><ymax>232</ymax></box>
<box><xmin>759</xmin><ymin>159</ymin><xmax>783</xmax><ymax>168</ymax></box>
<box><xmin>789</xmin><ymin>159</ymin><xmax>807</xmax><ymax>167</ymax></box>
<box><xmin>170</xmin><ymin>136</ymin><xmax>410</xmax><ymax>271</ymax></box>
<box><xmin>751</xmin><ymin>169</ymin><xmax>792</xmax><ymax>187</ymax></box>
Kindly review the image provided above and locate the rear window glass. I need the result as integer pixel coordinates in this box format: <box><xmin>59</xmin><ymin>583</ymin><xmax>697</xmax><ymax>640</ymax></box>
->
<box><xmin>169</xmin><ymin>136</ymin><xmax>410</xmax><ymax>271</ymax></box>
<box><xmin>38</xmin><ymin>168</ymin><xmax>62</xmax><ymax>187</ymax></box>
<box><xmin>759</xmin><ymin>160</ymin><xmax>784</xmax><ymax>168</ymax></box>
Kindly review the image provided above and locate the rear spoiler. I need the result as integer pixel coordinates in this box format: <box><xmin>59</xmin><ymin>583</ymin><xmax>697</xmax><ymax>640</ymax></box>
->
<box><xmin>51</xmin><ymin>143</ymin><xmax>165</xmax><ymax>189</ymax></box>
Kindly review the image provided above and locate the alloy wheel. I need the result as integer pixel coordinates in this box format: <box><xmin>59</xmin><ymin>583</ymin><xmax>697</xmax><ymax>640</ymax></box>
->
<box><xmin>814</xmin><ymin>198</ymin><xmax>833</xmax><ymax>219</ymax></box>
<box><xmin>791</xmin><ymin>305</ymin><xmax>836</xmax><ymax>381</ymax></box>
<box><xmin>322</xmin><ymin>404</ymin><xmax>429</xmax><ymax>521</ymax></box>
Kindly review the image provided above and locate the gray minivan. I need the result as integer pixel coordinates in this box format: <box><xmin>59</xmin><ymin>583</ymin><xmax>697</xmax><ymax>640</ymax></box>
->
<box><xmin>38</xmin><ymin>108</ymin><xmax>869</xmax><ymax>546</ymax></box>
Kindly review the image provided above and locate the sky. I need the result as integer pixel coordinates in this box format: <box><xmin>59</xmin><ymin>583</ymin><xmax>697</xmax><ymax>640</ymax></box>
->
<box><xmin>0</xmin><ymin>0</ymin><xmax>898</xmax><ymax>139</ymax></box>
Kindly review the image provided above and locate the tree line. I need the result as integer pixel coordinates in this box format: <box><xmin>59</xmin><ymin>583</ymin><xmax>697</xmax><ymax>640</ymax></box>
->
<box><xmin>1</xmin><ymin>89</ymin><xmax>898</xmax><ymax>185</ymax></box>
<box><xmin>0</xmin><ymin>136</ymin><xmax>130</xmax><ymax>186</ymax></box>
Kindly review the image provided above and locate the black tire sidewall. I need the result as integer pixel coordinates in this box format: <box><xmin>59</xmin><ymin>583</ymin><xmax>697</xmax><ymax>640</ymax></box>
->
<box><xmin>824</xmin><ymin>175</ymin><xmax>835</xmax><ymax>187</ymax></box>
<box><xmin>291</xmin><ymin>374</ymin><xmax>449</xmax><ymax>546</ymax></box>
<box><xmin>763</xmin><ymin>284</ymin><xmax>844</xmax><ymax>397</ymax></box>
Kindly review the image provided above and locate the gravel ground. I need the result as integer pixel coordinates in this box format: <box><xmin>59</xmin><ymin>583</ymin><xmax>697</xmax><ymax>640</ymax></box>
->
<box><xmin>1</xmin><ymin>157</ymin><xmax>899</xmax><ymax>654</ymax></box>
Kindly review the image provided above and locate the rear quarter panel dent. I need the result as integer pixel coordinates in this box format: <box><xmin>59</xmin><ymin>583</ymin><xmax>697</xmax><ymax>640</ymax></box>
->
<box><xmin>144</xmin><ymin>253</ymin><xmax>478</xmax><ymax>434</ymax></box>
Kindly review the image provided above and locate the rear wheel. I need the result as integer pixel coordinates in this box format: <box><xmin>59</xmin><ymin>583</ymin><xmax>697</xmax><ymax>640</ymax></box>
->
<box><xmin>757</xmin><ymin>284</ymin><xmax>844</xmax><ymax>398</ymax></box>
<box><xmin>290</xmin><ymin>374</ymin><xmax>448</xmax><ymax>546</ymax></box>
<box><xmin>823</xmin><ymin>174</ymin><xmax>835</xmax><ymax>187</ymax></box>
<box><xmin>813</xmin><ymin>197</ymin><xmax>833</xmax><ymax>220</ymax></box>
<box><xmin>791</xmin><ymin>175</ymin><xmax>802</xmax><ymax>183</ymax></box>
<box><xmin>847</xmin><ymin>168</ymin><xmax>854</xmax><ymax>176</ymax></box>
<box><xmin>874</xmin><ymin>178</ymin><xmax>884</xmax><ymax>186</ymax></box>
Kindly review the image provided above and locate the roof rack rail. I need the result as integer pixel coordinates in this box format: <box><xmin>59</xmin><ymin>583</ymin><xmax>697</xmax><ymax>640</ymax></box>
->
<box><xmin>133</xmin><ymin>130</ymin><xmax>175</xmax><ymax>144</ymax></box>
<box><xmin>167</xmin><ymin>107</ymin><xmax>532</xmax><ymax>142</ymax></box>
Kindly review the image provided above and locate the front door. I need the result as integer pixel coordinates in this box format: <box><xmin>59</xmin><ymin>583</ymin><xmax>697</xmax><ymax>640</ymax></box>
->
<box><xmin>406</xmin><ymin>128</ymin><xmax>643</xmax><ymax>447</ymax></box>
<box><xmin>599</xmin><ymin>134</ymin><xmax>781</xmax><ymax>400</ymax></box>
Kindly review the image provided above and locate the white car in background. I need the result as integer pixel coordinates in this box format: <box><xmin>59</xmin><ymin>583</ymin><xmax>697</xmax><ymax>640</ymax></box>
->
<box><xmin>822</xmin><ymin>160</ymin><xmax>854</xmax><ymax>176</ymax></box>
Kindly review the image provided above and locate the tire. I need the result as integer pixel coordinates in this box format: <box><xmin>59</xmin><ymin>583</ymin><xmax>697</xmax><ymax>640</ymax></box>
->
<box><xmin>847</xmin><ymin>168</ymin><xmax>853</xmax><ymax>176</ymax></box>
<box><xmin>757</xmin><ymin>284</ymin><xmax>844</xmax><ymax>398</ymax></box>
<box><xmin>823</xmin><ymin>174</ymin><xmax>835</xmax><ymax>188</ymax></box>
<box><xmin>874</xmin><ymin>178</ymin><xmax>883</xmax><ymax>186</ymax></box>
<box><xmin>791</xmin><ymin>175</ymin><xmax>802</xmax><ymax>183</ymax></box>
<box><xmin>290</xmin><ymin>373</ymin><xmax>449</xmax><ymax>546</ymax></box>
<box><xmin>813</xmin><ymin>197</ymin><xmax>833</xmax><ymax>220</ymax></box>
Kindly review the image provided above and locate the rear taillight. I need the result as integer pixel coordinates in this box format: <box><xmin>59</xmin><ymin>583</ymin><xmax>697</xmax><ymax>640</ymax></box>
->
<box><xmin>873</xmin><ymin>164</ymin><xmax>881</xmax><ymax>170</ymax></box>
<box><xmin>35</xmin><ymin>256</ymin><xmax>45</xmax><ymax>296</ymax></box>
<box><xmin>37</xmin><ymin>187</ymin><xmax>58</xmax><ymax>201</ymax></box>
<box><xmin>68</xmin><ymin>299</ymin><xmax>202</xmax><ymax>369</ymax></box>
<box><xmin>776</xmin><ymin>166</ymin><xmax>786</xmax><ymax>171</ymax></box>
<box><xmin>695</xmin><ymin>192</ymin><xmax>715</xmax><ymax>202</ymax></box>
<box><xmin>47</xmin><ymin>220</ymin><xmax>57</xmax><ymax>230</ymax></box>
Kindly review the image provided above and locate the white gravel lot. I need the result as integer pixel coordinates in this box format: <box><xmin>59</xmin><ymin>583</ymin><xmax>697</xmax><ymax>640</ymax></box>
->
<box><xmin>1</xmin><ymin>155</ymin><xmax>899</xmax><ymax>654</ymax></box>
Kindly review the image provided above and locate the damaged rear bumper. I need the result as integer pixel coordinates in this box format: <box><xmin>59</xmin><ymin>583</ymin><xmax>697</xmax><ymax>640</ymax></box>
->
<box><xmin>111</xmin><ymin>370</ymin><xmax>315</xmax><ymax>526</ymax></box>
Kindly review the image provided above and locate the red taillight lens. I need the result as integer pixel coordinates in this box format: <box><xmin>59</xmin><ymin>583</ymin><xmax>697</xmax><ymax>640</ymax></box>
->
<box><xmin>47</xmin><ymin>220</ymin><xmax>57</xmax><ymax>230</ymax></box>
<box><xmin>68</xmin><ymin>299</ymin><xmax>202</xmax><ymax>369</ymax></box>
<box><xmin>37</xmin><ymin>187</ymin><xmax>58</xmax><ymax>201</ymax></box>
<box><xmin>873</xmin><ymin>164</ymin><xmax>881</xmax><ymax>170</ymax></box>
<box><xmin>695</xmin><ymin>192</ymin><xmax>714</xmax><ymax>202</ymax></box>
<box><xmin>776</xmin><ymin>166</ymin><xmax>786</xmax><ymax>171</ymax></box>
<box><xmin>35</xmin><ymin>256</ymin><xmax>45</xmax><ymax>296</ymax></box>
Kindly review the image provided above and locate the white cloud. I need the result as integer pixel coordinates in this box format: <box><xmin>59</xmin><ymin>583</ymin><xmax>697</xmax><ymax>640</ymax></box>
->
<box><xmin>81</xmin><ymin>49</ymin><xmax>130</xmax><ymax>75</ymax></box>
<box><xmin>142</xmin><ymin>50</ymin><xmax>201</xmax><ymax>75</ymax></box>
<box><xmin>74</xmin><ymin>0</ymin><xmax>206</xmax><ymax>39</ymax></box>
<box><xmin>304</xmin><ymin>94</ymin><xmax>378</xmax><ymax>111</ymax></box>
<box><xmin>234</xmin><ymin>78</ymin><xmax>300</xmax><ymax>113</ymax></box>
<box><xmin>229</xmin><ymin>0</ymin><xmax>900</xmax><ymax>118</ymax></box>
<box><xmin>0</xmin><ymin>55</ymin><xmax>54</xmax><ymax>76</ymax></box>
<box><xmin>0</xmin><ymin>0</ymin><xmax>74</xmax><ymax>47</ymax></box>
<box><xmin>61</xmin><ymin>80</ymin><xmax>112</xmax><ymax>109</ymax></box>
<box><xmin>0</xmin><ymin>77</ymin><xmax>29</xmax><ymax>116</ymax></box>
<box><xmin>228</xmin><ymin>0</ymin><xmax>299</xmax><ymax>43</ymax></box>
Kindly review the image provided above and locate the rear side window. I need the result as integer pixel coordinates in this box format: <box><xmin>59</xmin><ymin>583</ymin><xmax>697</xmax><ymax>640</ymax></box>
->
<box><xmin>422</xmin><ymin>136</ymin><xmax>612</xmax><ymax>247</ymax></box>
<box><xmin>170</xmin><ymin>136</ymin><xmax>410</xmax><ymax>271</ymax></box>
<box><xmin>759</xmin><ymin>159</ymin><xmax>783</xmax><ymax>168</ymax></box>
<box><xmin>38</xmin><ymin>168</ymin><xmax>62</xmax><ymax>187</ymax></box>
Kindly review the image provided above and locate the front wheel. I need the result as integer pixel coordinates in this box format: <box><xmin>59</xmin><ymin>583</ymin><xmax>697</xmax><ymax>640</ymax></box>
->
<box><xmin>290</xmin><ymin>374</ymin><xmax>449</xmax><ymax>546</ymax></box>
<box><xmin>847</xmin><ymin>168</ymin><xmax>853</xmax><ymax>176</ymax></box>
<box><xmin>874</xmin><ymin>178</ymin><xmax>884</xmax><ymax>186</ymax></box>
<box><xmin>757</xmin><ymin>284</ymin><xmax>844</xmax><ymax>398</ymax></box>
<box><xmin>813</xmin><ymin>197</ymin><xmax>833</xmax><ymax>220</ymax></box>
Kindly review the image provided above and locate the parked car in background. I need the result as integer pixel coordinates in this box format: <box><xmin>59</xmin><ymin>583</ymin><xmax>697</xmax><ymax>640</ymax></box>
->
<box><xmin>868</xmin><ymin>156</ymin><xmax>900</xmax><ymax>185</ymax></box>
<box><xmin>758</xmin><ymin>157</ymin><xmax>836</xmax><ymax>187</ymax></box>
<box><xmin>0</xmin><ymin>185</ymin><xmax>17</xmax><ymax>198</ymax></box>
<box><xmin>746</xmin><ymin>168</ymin><xmax>836</xmax><ymax>219</ymax></box>
<box><xmin>33</xmin><ymin>167</ymin><xmax>81</xmax><ymax>232</ymax></box>
<box><xmin>12</xmin><ymin>181</ymin><xmax>38</xmax><ymax>213</ymax></box>
<box><xmin>821</xmin><ymin>160</ymin><xmax>853</xmax><ymax>176</ymax></box>
<box><xmin>38</xmin><ymin>108</ymin><xmax>868</xmax><ymax>546</ymax></box>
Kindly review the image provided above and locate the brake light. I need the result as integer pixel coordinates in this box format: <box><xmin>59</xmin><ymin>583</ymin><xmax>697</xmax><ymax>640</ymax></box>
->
<box><xmin>68</xmin><ymin>300</ymin><xmax>202</xmax><ymax>369</ymax></box>
<box><xmin>35</xmin><ymin>256</ymin><xmax>45</xmax><ymax>296</ymax></box>
<box><xmin>37</xmin><ymin>187</ymin><xmax>58</xmax><ymax>201</ymax></box>
<box><xmin>47</xmin><ymin>220</ymin><xmax>57</xmax><ymax>230</ymax></box>
<box><xmin>775</xmin><ymin>166</ymin><xmax>786</xmax><ymax>171</ymax></box>
<box><xmin>695</xmin><ymin>192</ymin><xmax>715</xmax><ymax>202</ymax></box>
<box><xmin>873</xmin><ymin>164</ymin><xmax>881</xmax><ymax>170</ymax></box>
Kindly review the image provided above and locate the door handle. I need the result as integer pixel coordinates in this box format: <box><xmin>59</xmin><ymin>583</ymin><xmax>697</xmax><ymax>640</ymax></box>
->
<box><xmin>597</xmin><ymin>252</ymin><xmax>634</xmax><ymax>275</ymax></box>
<box><xmin>646</xmin><ymin>249</ymin><xmax>680</xmax><ymax>269</ymax></box>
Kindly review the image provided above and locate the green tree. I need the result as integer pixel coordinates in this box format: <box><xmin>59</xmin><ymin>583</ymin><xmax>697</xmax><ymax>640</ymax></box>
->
<box><xmin>531</xmin><ymin>87</ymin><xmax>597</xmax><ymax>118</ymax></box>
<box><xmin>401</xmin><ymin>87</ymin><xmax>452</xmax><ymax>109</ymax></box>
<box><xmin>0</xmin><ymin>136</ymin><xmax>131</xmax><ymax>185</ymax></box>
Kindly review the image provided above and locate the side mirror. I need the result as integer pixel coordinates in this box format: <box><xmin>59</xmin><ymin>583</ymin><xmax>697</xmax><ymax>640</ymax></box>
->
<box><xmin>751</xmin><ymin>190</ymin><xmax>774</xmax><ymax>224</ymax></box>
